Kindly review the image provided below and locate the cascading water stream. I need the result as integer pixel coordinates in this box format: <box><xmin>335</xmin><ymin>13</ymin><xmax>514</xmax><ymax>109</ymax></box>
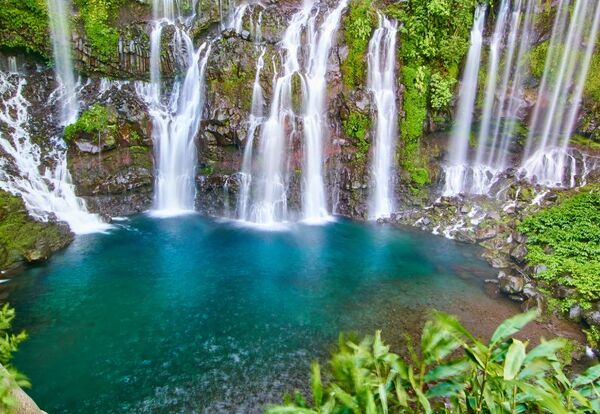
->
<box><xmin>245</xmin><ymin>0</ymin><xmax>346</xmax><ymax>226</ymax></box>
<box><xmin>238</xmin><ymin>47</ymin><xmax>266</xmax><ymax>221</ymax></box>
<box><xmin>301</xmin><ymin>0</ymin><xmax>348</xmax><ymax>223</ymax></box>
<box><xmin>0</xmin><ymin>73</ymin><xmax>108</xmax><ymax>234</ymax></box>
<box><xmin>443</xmin><ymin>5</ymin><xmax>486</xmax><ymax>196</ymax></box>
<box><xmin>139</xmin><ymin>0</ymin><xmax>212</xmax><ymax>216</ymax></box>
<box><xmin>367</xmin><ymin>14</ymin><xmax>398</xmax><ymax>220</ymax></box>
<box><xmin>520</xmin><ymin>0</ymin><xmax>600</xmax><ymax>187</ymax></box>
<box><xmin>46</xmin><ymin>0</ymin><xmax>79</xmax><ymax>125</ymax></box>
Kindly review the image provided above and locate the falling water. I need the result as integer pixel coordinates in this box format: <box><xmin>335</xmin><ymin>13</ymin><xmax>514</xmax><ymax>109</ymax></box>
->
<box><xmin>521</xmin><ymin>0</ymin><xmax>600</xmax><ymax>187</ymax></box>
<box><xmin>139</xmin><ymin>0</ymin><xmax>212</xmax><ymax>215</ymax></box>
<box><xmin>443</xmin><ymin>5</ymin><xmax>487</xmax><ymax>196</ymax></box>
<box><xmin>367</xmin><ymin>14</ymin><xmax>398</xmax><ymax>220</ymax></box>
<box><xmin>301</xmin><ymin>0</ymin><xmax>348</xmax><ymax>223</ymax></box>
<box><xmin>238</xmin><ymin>47</ymin><xmax>266</xmax><ymax>221</ymax></box>
<box><xmin>0</xmin><ymin>73</ymin><xmax>108</xmax><ymax>234</ymax></box>
<box><xmin>46</xmin><ymin>0</ymin><xmax>79</xmax><ymax>125</ymax></box>
<box><xmin>245</xmin><ymin>0</ymin><xmax>346</xmax><ymax>226</ymax></box>
<box><xmin>247</xmin><ymin>5</ymin><xmax>310</xmax><ymax>225</ymax></box>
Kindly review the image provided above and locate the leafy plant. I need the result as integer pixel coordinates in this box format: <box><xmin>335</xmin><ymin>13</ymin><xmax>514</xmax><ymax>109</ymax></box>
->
<box><xmin>0</xmin><ymin>304</ymin><xmax>29</xmax><ymax>414</ymax></box>
<box><xmin>429</xmin><ymin>73</ymin><xmax>456</xmax><ymax>111</ymax></box>
<box><xmin>74</xmin><ymin>0</ymin><xmax>124</xmax><ymax>61</ymax></box>
<box><xmin>64</xmin><ymin>104</ymin><xmax>117</xmax><ymax>144</ymax></box>
<box><xmin>519</xmin><ymin>189</ymin><xmax>600</xmax><ymax>311</ymax></box>
<box><xmin>0</xmin><ymin>0</ymin><xmax>49</xmax><ymax>57</ymax></box>
<box><xmin>341</xmin><ymin>0</ymin><xmax>375</xmax><ymax>89</ymax></box>
<box><xmin>343</xmin><ymin>111</ymin><xmax>370</xmax><ymax>163</ymax></box>
<box><xmin>266</xmin><ymin>311</ymin><xmax>600</xmax><ymax>413</ymax></box>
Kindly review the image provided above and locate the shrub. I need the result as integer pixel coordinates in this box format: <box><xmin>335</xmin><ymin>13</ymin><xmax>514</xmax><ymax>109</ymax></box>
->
<box><xmin>266</xmin><ymin>311</ymin><xmax>600</xmax><ymax>413</ymax></box>
<box><xmin>0</xmin><ymin>304</ymin><xmax>29</xmax><ymax>414</ymax></box>
<box><xmin>341</xmin><ymin>0</ymin><xmax>375</xmax><ymax>89</ymax></box>
<box><xmin>74</xmin><ymin>0</ymin><xmax>124</xmax><ymax>61</ymax></box>
<box><xmin>429</xmin><ymin>73</ymin><xmax>456</xmax><ymax>110</ymax></box>
<box><xmin>519</xmin><ymin>189</ymin><xmax>600</xmax><ymax>311</ymax></box>
<box><xmin>0</xmin><ymin>0</ymin><xmax>49</xmax><ymax>57</ymax></box>
<box><xmin>342</xmin><ymin>111</ymin><xmax>370</xmax><ymax>162</ymax></box>
<box><xmin>64</xmin><ymin>104</ymin><xmax>116</xmax><ymax>143</ymax></box>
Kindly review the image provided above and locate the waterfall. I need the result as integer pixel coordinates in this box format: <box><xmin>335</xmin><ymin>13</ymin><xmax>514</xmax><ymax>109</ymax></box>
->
<box><xmin>238</xmin><ymin>47</ymin><xmax>266</xmax><ymax>221</ymax></box>
<box><xmin>46</xmin><ymin>0</ymin><xmax>79</xmax><ymax>125</ymax></box>
<box><xmin>520</xmin><ymin>0</ymin><xmax>600</xmax><ymax>187</ymax></box>
<box><xmin>243</xmin><ymin>0</ymin><xmax>346</xmax><ymax>226</ymax></box>
<box><xmin>139</xmin><ymin>1</ymin><xmax>212</xmax><ymax>216</ymax></box>
<box><xmin>443</xmin><ymin>5</ymin><xmax>487</xmax><ymax>196</ymax></box>
<box><xmin>0</xmin><ymin>73</ymin><xmax>109</xmax><ymax>234</ymax></box>
<box><xmin>367</xmin><ymin>14</ymin><xmax>398</xmax><ymax>220</ymax></box>
<box><xmin>301</xmin><ymin>0</ymin><xmax>348</xmax><ymax>224</ymax></box>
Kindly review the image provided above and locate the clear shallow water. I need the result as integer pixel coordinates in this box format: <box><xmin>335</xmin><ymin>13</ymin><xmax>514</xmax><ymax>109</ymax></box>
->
<box><xmin>7</xmin><ymin>215</ymin><xmax>515</xmax><ymax>413</ymax></box>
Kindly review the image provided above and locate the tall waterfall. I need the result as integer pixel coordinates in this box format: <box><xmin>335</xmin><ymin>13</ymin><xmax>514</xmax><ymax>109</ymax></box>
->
<box><xmin>238</xmin><ymin>47</ymin><xmax>266</xmax><ymax>221</ymax></box>
<box><xmin>0</xmin><ymin>73</ymin><xmax>108</xmax><ymax>234</ymax></box>
<box><xmin>139</xmin><ymin>1</ymin><xmax>212</xmax><ymax>216</ymax></box>
<box><xmin>520</xmin><ymin>0</ymin><xmax>600</xmax><ymax>187</ymax></box>
<box><xmin>368</xmin><ymin>14</ymin><xmax>398</xmax><ymax>220</ymax></box>
<box><xmin>46</xmin><ymin>0</ymin><xmax>79</xmax><ymax>125</ymax></box>
<box><xmin>443</xmin><ymin>5</ymin><xmax>487</xmax><ymax>196</ymax></box>
<box><xmin>244</xmin><ymin>0</ymin><xmax>346</xmax><ymax>226</ymax></box>
<box><xmin>301</xmin><ymin>0</ymin><xmax>348</xmax><ymax>223</ymax></box>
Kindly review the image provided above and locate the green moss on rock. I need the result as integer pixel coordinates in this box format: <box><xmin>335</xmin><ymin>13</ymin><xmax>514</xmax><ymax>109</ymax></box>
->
<box><xmin>65</xmin><ymin>104</ymin><xmax>117</xmax><ymax>144</ymax></box>
<box><xmin>74</xmin><ymin>0</ymin><xmax>124</xmax><ymax>61</ymax></box>
<box><xmin>0</xmin><ymin>0</ymin><xmax>50</xmax><ymax>58</ymax></box>
<box><xmin>341</xmin><ymin>0</ymin><xmax>375</xmax><ymax>89</ymax></box>
<box><xmin>0</xmin><ymin>191</ymin><xmax>73</xmax><ymax>271</ymax></box>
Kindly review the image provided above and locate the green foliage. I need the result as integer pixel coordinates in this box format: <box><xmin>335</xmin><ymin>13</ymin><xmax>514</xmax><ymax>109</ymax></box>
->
<box><xmin>64</xmin><ymin>104</ymin><xmax>116</xmax><ymax>143</ymax></box>
<box><xmin>527</xmin><ymin>40</ymin><xmax>549</xmax><ymax>79</ymax></box>
<box><xmin>585</xmin><ymin>46</ymin><xmax>600</xmax><ymax>102</ymax></box>
<box><xmin>0</xmin><ymin>0</ymin><xmax>49</xmax><ymax>57</ymax></box>
<box><xmin>266</xmin><ymin>311</ymin><xmax>600</xmax><ymax>413</ymax></box>
<box><xmin>400</xmin><ymin>66</ymin><xmax>428</xmax><ymax>143</ymax></box>
<box><xmin>342</xmin><ymin>111</ymin><xmax>370</xmax><ymax>162</ymax></box>
<box><xmin>0</xmin><ymin>191</ymin><xmax>71</xmax><ymax>271</ymax></box>
<box><xmin>341</xmin><ymin>0</ymin><xmax>374</xmax><ymax>89</ymax></box>
<box><xmin>429</xmin><ymin>73</ymin><xmax>456</xmax><ymax>110</ymax></box>
<box><xmin>74</xmin><ymin>0</ymin><xmax>124</xmax><ymax>61</ymax></box>
<box><xmin>0</xmin><ymin>304</ymin><xmax>29</xmax><ymax>414</ymax></box>
<box><xmin>519</xmin><ymin>189</ymin><xmax>600</xmax><ymax>311</ymax></box>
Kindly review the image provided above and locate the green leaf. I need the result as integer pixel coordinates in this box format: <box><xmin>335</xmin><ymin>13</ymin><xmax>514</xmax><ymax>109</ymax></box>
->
<box><xmin>424</xmin><ymin>359</ymin><xmax>471</xmax><ymax>382</ymax></box>
<box><xmin>504</xmin><ymin>339</ymin><xmax>526</xmax><ymax>380</ymax></box>
<box><xmin>378</xmin><ymin>383</ymin><xmax>388</xmax><ymax>414</ymax></box>
<box><xmin>490</xmin><ymin>311</ymin><xmax>537</xmax><ymax>346</ymax></box>
<box><xmin>310</xmin><ymin>362</ymin><xmax>323</xmax><ymax>407</ymax></box>
<box><xmin>425</xmin><ymin>381</ymin><xmax>463</xmax><ymax>398</ymax></box>
<box><xmin>572</xmin><ymin>364</ymin><xmax>600</xmax><ymax>388</ymax></box>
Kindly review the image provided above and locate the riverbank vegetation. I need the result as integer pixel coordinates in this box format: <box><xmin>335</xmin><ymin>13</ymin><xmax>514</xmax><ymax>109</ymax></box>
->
<box><xmin>266</xmin><ymin>311</ymin><xmax>600</xmax><ymax>413</ymax></box>
<box><xmin>0</xmin><ymin>304</ymin><xmax>28</xmax><ymax>413</ymax></box>
<box><xmin>519</xmin><ymin>188</ymin><xmax>600</xmax><ymax>313</ymax></box>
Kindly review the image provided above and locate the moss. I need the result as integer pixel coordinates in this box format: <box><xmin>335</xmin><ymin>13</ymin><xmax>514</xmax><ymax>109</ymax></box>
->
<box><xmin>527</xmin><ymin>40</ymin><xmax>549</xmax><ymax>79</ymax></box>
<box><xmin>584</xmin><ymin>45</ymin><xmax>600</xmax><ymax>102</ymax></box>
<box><xmin>342</xmin><ymin>111</ymin><xmax>370</xmax><ymax>163</ymax></box>
<box><xmin>400</xmin><ymin>65</ymin><xmax>428</xmax><ymax>144</ymax></box>
<box><xmin>74</xmin><ymin>0</ymin><xmax>124</xmax><ymax>61</ymax></box>
<box><xmin>64</xmin><ymin>104</ymin><xmax>117</xmax><ymax>143</ymax></box>
<box><xmin>0</xmin><ymin>191</ymin><xmax>72</xmax><ymax>270</ymax></box>
<box><xmin>341</xmin><ymin>0</ymin><xmax>375</xmax><ymax>89</ymax></box>
<box><xmin>0</xmin><ymin>0</ymin><xmax>49</xmax><ymax>58</ymax></box>
<box><xmin>215</xmin><ymin>59</ymin><xmax>254</xmax><ymax>112</ymax></box>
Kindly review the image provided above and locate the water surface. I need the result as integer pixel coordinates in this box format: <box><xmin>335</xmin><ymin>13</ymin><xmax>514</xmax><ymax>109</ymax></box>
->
<box><xmin>7</xmin><ymin>215</ymin><xmax>530</xmax><ymax>413</ymax></box>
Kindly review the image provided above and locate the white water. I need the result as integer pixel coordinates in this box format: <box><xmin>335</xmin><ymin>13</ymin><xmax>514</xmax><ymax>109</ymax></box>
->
<box><xmin>245</xmin><ymin>0</ymin><xmax>346</xmax><ymax>226</ymax></box>
<box><xmin>301</xmin><ymin>0</ymin><xmax>348</xmax><ymax>223</ymax></box>
<box><xmin>521</xmin><ymin>0</ymin><xmax>600</xmax><ymax>187</ymax></box>
<box><xmin>46</xmin><ymin>0</ymin><xmax>79</xmax><ymax>125</ymax></box>
<box><xmin>238</xmin><ymin>47</ymin><xmax>266</xmax><ymax>221</ymax></box>
<box><xmin>367</xmin><ymin>14</ymin><xmax>398</xmax><ymax>219</ymax></box>
<box><xmin>0</xmin><ymin>73</ymin><xmax>108</xmax><ymax>234</ymax></box>
<box><xmin>443</xmin><ymin>5</ymin><xmax>486</xmax><ymax>196</ymax></box>
<box><xmin>140</xmin><ymin>2</ymin><xmax>212</xmax><ymax>216</ymax></box>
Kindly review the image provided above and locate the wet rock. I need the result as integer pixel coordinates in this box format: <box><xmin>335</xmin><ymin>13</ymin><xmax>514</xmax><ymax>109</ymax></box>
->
<box><xmin>455</xmin><ymin>229</ymin><xmax>476</xmax><ymax>244</ymax></box>
<box><xmin>483</xmin><ymin>251</ymin><xmax>510</xmax><ymax>269</ymax></box>
<box><xmin>23</xmin><ymin>249</ymin><xmax>48</xmax><ymax>263</ymax></box>
<box><xmin>498</xmin><ymin>272</ymin><xmax>525</xmax><ymax>294</ymax></box>
<box><xmin>555</xmin><ymin>285</ymin><xmax>577</xmax><ymax>299</ymax></box>
<box><xmin>522</xmin><ymin>293</ymin><xmax>546</xmax><ymax>313</ymax></box>
<box><xmin>534</xmin><ymin>264</ymin><xmax>548</xmax><ymax>275</ymax></box>
<box><xmin>584</xmin><ymin>311</ymin><xmax>600</xmax><ymax>328</ymax></box>
<box><xmin>476</xmin><ymin>226</ymin><xmax>497</xmax><ymax>241</ymax></box>
<box><xmin>569</xmin><ymin>304</ymin><xmax>583</xmax><ymax>323</ymax></box>
<box><xmin>510</xmin><ymin>243</ymin><xmax>528</xmax><ymax>265</ymax></box>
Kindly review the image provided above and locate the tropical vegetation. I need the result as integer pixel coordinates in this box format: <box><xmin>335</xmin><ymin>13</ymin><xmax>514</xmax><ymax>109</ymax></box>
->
<box><xmin>266</xmin><ymin>311</ymin><xmax>600</xmax><ymax>413</ymax></box>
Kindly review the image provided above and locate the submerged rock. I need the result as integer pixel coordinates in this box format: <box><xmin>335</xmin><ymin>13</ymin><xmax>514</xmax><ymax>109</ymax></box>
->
<box><xmin>498</xmin><ymin>271</ymin><xmax>525</xmax><ymax>294</ymax></box>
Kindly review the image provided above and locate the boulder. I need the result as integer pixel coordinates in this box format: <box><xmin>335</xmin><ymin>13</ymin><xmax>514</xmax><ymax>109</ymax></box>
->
<box><xmin>510</xmin><ymin>243</ymin><xmax>528</xmax><ymax>265</ymax></box>
<box><xmin>498</xmin><ymin>272</ymin><xmax>525</xmax><ymax>294</ymax></box>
